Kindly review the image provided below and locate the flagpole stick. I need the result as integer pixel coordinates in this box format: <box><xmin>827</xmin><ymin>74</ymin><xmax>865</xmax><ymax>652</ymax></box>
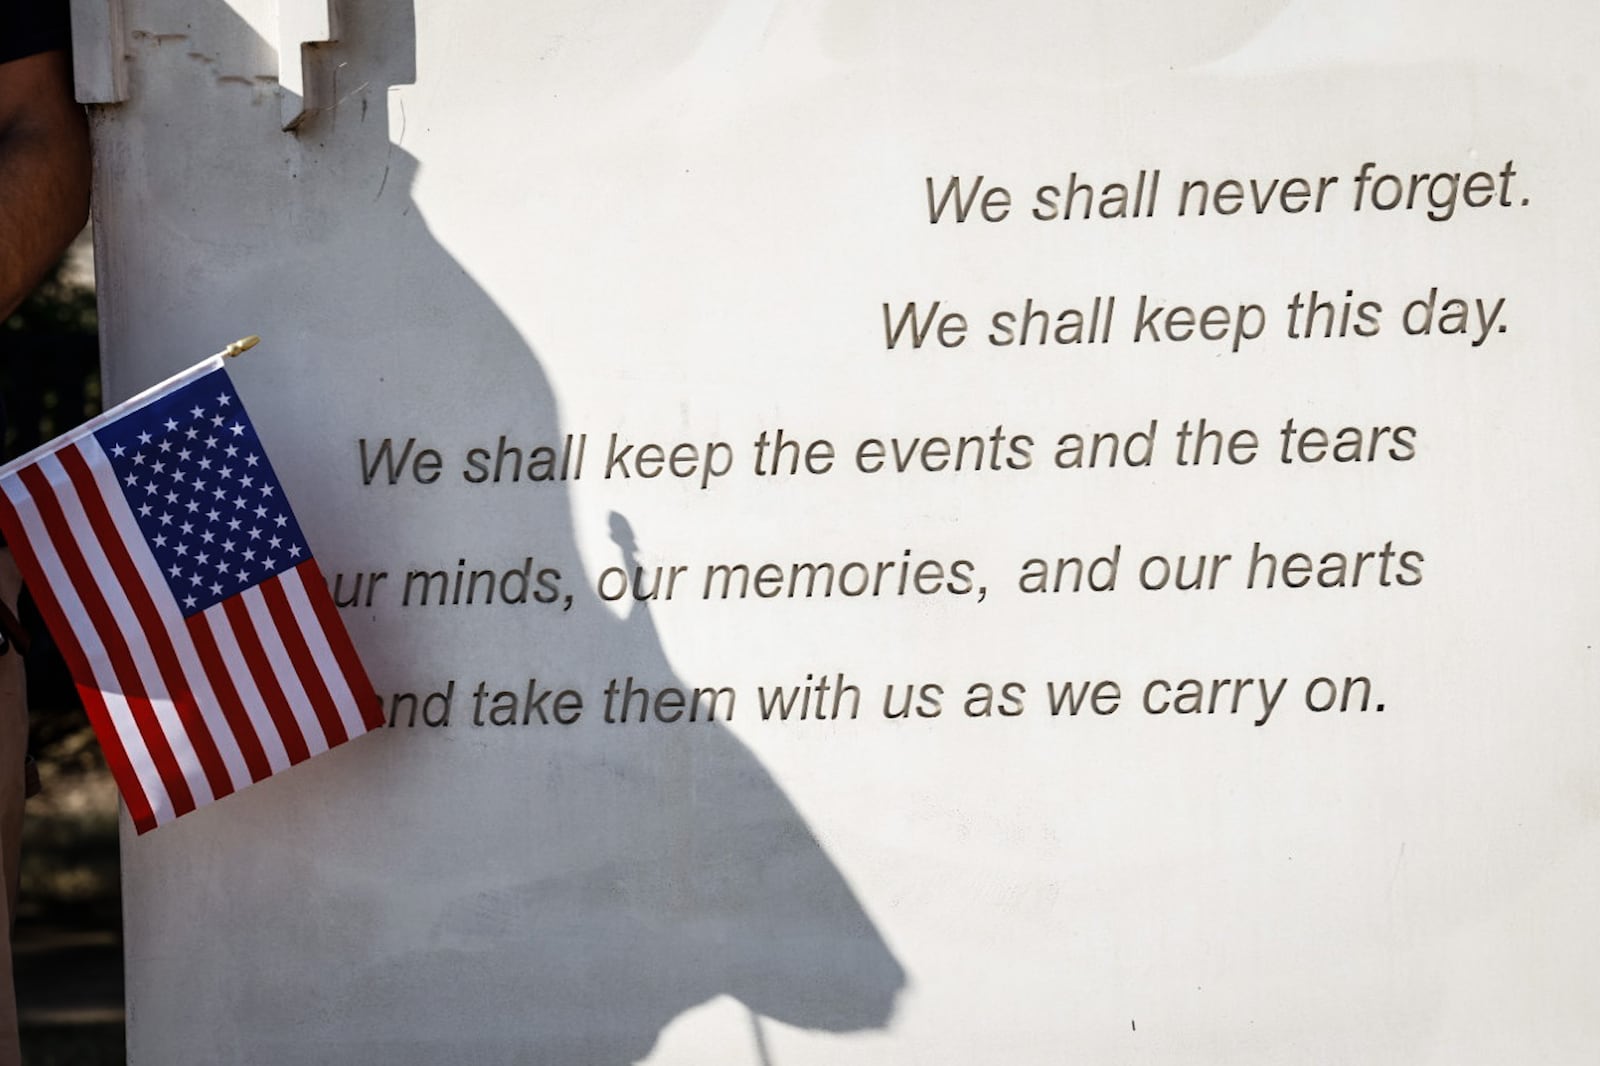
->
<box><xmin>0</xmin><ymin>334</ymin><xmax>266</xmax><ymax>479</ymax></box>
<box><xmin>221</xmin><ymin>335</ymin><xmax>260</xmax><ymax>359</ymax></box>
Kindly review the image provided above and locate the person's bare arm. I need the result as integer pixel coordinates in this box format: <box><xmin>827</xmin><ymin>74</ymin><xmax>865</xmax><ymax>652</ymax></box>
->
<box><xmin>0</xmin><ymin>49</ymin><xmax>90</xmax><ymax>320</ymax></box>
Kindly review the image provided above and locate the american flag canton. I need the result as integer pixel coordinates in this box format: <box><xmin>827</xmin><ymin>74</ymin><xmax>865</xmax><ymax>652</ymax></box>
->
<box><xmin>96</xmin><ymin>370</ymin><xmax>311</xmax><ymax>617</ymax></box>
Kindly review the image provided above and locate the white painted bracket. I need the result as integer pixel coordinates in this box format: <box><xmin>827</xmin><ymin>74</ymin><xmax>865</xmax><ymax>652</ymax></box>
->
<box><xmin>278</xmin><ymin>0</ymin><xmax>340</xmax><ymax>131</ymax></box>
<box><xmin>69</xmin><ymin>0</ymin><xmax>130</xmax><ymax>103</ymax></box>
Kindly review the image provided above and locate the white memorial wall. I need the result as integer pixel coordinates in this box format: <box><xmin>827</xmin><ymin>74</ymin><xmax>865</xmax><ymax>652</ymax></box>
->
<box><xmin>74</xmin><ymin>1</ymin><xmax>1600</xmax><ymax>1062</ymax></box>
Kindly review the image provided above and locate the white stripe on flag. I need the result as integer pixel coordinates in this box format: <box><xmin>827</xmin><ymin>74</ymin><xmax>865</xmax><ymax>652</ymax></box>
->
<box><xmin>240</xmin><ymin>585</ymin><xmax>330</xmax><ymax>757</ymax></box>
<box><xmin>194</xmin><ymin>609</ymin><xmax>295</xmax><ymax>773</ymax></box>
<box><xmin>38</xmin><ymin>451</ymin><xmax>217</xmax><ymax>807</ymax></box>
<box><xmin>279</xmin><ymin>565</ymin><xmax>368</xmax><ymax>741</ymax></box>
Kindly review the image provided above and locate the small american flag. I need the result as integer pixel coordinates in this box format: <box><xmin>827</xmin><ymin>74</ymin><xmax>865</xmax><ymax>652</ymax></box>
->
<box><xmin>0</xmin><ymin>351</ymin><xmax>381</xmax><ymax>833</ymax></box>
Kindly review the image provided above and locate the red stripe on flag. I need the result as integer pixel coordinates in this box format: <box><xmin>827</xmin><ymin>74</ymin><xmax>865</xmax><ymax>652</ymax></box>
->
<box><xmin>298</xmin><ymin>558</ymin><xmax>383</xmax><ymax>729</ymax></box>
<box><xmin>17</xmin><ymin>463</ymin><xmax>196</xmax><ymax>819</ymax></box>
<box><xmin>184</xmin><ymin>614</ymin><xmax>273</xmax><ymax>783</ymax></box>
<box><xmin>16</xmin><ymin>460</ymin><xmax>196</xmax><ymax>816</ymax></box>
<box><xmin>0</xmin><ymin>487</ymin><xmax>158</xmax><ymax>832</ymax></box>
<box><xmin>221</xmin><ymin>595</ymin><xmax>311</xmax><ymax>765</ymax></box>
<box><xmin>57</xmin><ymin>448</ymin><xmax>235</xmax><ymax>802</ymax></box>
<box><xmin>259</xmin><ymin>575</ymin><xmax>349</xmax><ymax>747</ymax></box>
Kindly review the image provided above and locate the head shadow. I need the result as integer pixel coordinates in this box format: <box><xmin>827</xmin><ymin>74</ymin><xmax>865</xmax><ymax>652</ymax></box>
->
<box><xmin>109</xmin><ymin>3</ymin><xmax>906</xmax><ymax>1063</ymax></box>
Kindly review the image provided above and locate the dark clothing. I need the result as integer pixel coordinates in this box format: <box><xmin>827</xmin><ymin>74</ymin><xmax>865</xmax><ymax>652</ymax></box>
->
<box><xmin>1</xmin><ymin>0</ymin><xmax>78</xmax><ymax>493</ymax></box>
<box><xmin>0</xmin><ymin>1</ymin><xmax>72</xmax><ymax>65</ymax></box>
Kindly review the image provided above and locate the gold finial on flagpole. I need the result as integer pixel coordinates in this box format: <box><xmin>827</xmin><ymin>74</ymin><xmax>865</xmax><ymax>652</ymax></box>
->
<box><xmin>221</xmin><ymin>335</ymin><xmax>261</xmax><ymax>359</ymax></box>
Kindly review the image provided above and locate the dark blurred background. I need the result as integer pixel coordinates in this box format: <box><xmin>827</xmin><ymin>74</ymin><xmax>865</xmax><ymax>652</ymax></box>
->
<box><xmin>4</xmin><ymin>232</ymin><xmax>124</xmax><ymax>1066</ymax></box>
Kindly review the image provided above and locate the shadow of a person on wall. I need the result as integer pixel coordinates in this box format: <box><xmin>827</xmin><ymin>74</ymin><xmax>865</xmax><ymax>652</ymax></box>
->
<box><xmin>107</xmin><ymin>3</ymin><xmax>906</xmax><ymax>1064</ymax></box>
